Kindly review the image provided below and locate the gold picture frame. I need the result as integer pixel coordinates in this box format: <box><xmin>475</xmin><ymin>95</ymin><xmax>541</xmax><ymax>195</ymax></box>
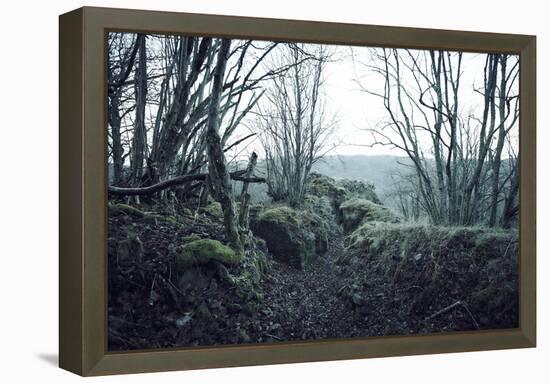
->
<box><xmin>59</xmin><ymin>6</ymin><xmax>536</xmax><ymax>376</ymax></box>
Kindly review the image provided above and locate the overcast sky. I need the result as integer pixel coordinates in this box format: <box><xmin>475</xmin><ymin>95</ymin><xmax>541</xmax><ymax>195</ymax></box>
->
<box><xmin>108</xmin><ymin>33</ymin><xmax>519</xmax><ymax>165</ymax></box>
<box><xmin>227</xmin><ymin>42</ymin><xmax>519</xmax><ymax>164</ymax></box>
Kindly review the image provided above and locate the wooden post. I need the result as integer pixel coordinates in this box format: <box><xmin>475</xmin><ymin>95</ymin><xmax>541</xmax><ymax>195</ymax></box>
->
<box><xmin>238</xmin><ymin>151</ymin><xmax>258</xmax><ymax>229</ymax></box>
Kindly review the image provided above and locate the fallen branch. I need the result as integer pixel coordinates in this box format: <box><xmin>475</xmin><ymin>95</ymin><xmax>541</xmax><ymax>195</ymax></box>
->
<box><xmin>108</xmin><ymin>170</ymin><xmax>266</xmax><ymax>196</ymax></box>
<box><xmin>426</xmin><ymin>301</ymin><xmax>463</xmax><ymax>320</ymax></box>
<box><xmin>426</xmin><ymin>300</ymin><xmax>480</xmax><ymax>329</ymax></box>
<box><xmin>265</xmin><ymin>333</ymin><xmax>283</xmax><ymax>341</ymax></box>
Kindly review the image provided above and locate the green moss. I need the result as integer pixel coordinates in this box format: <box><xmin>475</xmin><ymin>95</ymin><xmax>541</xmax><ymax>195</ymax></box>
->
<box><xmin>183</xmin><ymin>233</ymin><xmax>202</xmax><ymax>243</ymax></box>
<box><xmin>306</xmin><ymin>173</ymin><xmax>352</xmax><ymax>214</ymax></box>
<box><xmin>304</xmin><ymin>194</ymin><xmax>333</xmax><ymax>220</ymax></box>
<box><xmin>200</xmin><ymin>202</ymin><xmax>223</xmax><ymax>217</ymax></box>
<box><xmin>176</xmin><ymin>239</ymin><xmax>242</xmax><ymax>269</ymax></box>
<box><xmin>257</xmin><ymin>206</ymin><xmax>301</xmax><ymax>226</ymax></box>
<box><xmin>142</xmin><ymin>213</ymin><xmax>180</xmax><ymax>226</ymax></box>
<box><xmin>336</xmin><ymin>179</ymin><xmax>381</xmax><ymax>204</ymax></box>
<box><xmin>165</xmin><ymin>216</ymin><xmax>179</xmax><ymax>224</ymax></box>
<box><xmin>306</xmin><ymin>172</ymin><xmax>337</xmax><ymax>197</ymax></box>
<box><xmin>109</xmin><ymin>203</ymin><xmax>146</xmax><ymax>218</ymax></box>
<box><xmin>182</xmin><ymin>208</ymin><xmax>194</xmax><ymax>217</ymax></box>
<box><xmin>301</xmin><ymin>207</ymin><xmax>331</xmax><ymax>254</ymax></box>
<box><xmin>248</xmin><ymin>204</ymin><xmax>265</xmax><ymax>227</ymax></box>
<box><xmin>340</xmin><ymin>198</ymin><xmax>399</xmax><ymax>232</ymax></box>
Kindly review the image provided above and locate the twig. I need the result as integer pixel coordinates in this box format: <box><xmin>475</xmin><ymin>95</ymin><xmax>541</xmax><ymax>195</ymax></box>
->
<box><xmin>265</xmin><ymin>333</ymin><xmax>283</xmax><ymax>341</ymax></box>
<box><xmin>426</xmin><ymin>300</ymin><xmax>463</xmax><ymax>320</ymax></box>
<box><xmin>426</xmin><ymin>300</ymin><xmax>480</xmax><ymax>329</ymax></box>
<box><xmin>460</xmin><ymin>301</ymin><xmax>480</xmax><ymax>330</ymax></box>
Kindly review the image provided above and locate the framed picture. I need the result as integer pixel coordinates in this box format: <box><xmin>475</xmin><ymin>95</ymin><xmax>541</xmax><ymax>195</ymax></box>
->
<box><xmin>59</xmin><ymin>6</ymin><xmax>536</xmax><ymax>376</ymax></box>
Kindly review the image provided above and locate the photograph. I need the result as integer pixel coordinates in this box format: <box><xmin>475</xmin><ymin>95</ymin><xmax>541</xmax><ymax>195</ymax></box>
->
<box><xmin>106</xmin><ymin>31</ymin><xmax>520</xmax><ymax>351</ymax></box>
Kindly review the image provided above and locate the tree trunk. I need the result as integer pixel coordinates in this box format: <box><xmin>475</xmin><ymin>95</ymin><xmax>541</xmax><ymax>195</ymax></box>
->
<box><xmin>501</xmin><ymin>161</ymin><xmax>519</xmax><ymax>228</ymax></box>
<box><xmin>204</xmin><ymin>39</ymin><xmax>243</xmax><ymax>252</ymax></box>
<box><xmin>130</xmin><ymin>34</ymin><xmax>147</xmax><ymax>185</ymax></box>
<box><xmin>108</xmin><ymin>93</ymin><xmax>124</xmax><ymax>185</ymax></box>
<box><xmin>489</xmin><ymin>55</ymin><xmax>507</xmax><ymax>227</ymax></box>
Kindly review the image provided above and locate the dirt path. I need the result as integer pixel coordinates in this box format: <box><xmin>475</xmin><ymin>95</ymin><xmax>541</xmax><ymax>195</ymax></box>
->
<box><xmin>253</xmin><ymin>234</ymin><xmax>361</xmax><ymax>342</ymax></box>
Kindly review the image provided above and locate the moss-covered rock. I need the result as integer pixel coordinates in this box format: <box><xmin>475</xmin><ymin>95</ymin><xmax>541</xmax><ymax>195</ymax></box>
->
<box><xmin>339</xmin><ymin>198</ymin><xmax>399</xmax><ymax>232</ymax></box>
<box><xmin>252</xmin><ymin>206</ymin><xmax>316</xmax><ymax>269</ymax></box>
<box><xmin>258</xmin><ymin>206</ymin><xmax>301</xmax><ymax>225</ymax></box>
<box><xmin>335</xmin><ymin>179</ymin><xmax>381</xmax><ymax>204</ymax></box>
<box><xmin>176</xmin><ymin>239</ymin><xmax>242</xmax><ymax>270</ymax></box>
<box><xmin>306</xmin><ymin>173</ymin><xmax>350</xmax><ymax>214</ymax></box>
<box><xmin>307</xmin><ymin>172</ymin><xmax>338</xmax><ymax>197</ymax></box>
<box><xmin>304</xmin><ymin>194</ymin><xmax>333</xmax><ymax>221</ymax></box>
<box><xmin>301</xmin><ymin>206</ymin><xmax>331</xmax><ymax>254</ymax></box>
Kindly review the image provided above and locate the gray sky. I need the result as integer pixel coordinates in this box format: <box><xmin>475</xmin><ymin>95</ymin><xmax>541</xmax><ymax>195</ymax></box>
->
<box><xmin>228</xmin><ymin>43</ymin><xmax>519</xmax><ymax>162</ymax></box>
<box><xmin>109</xmin><ymin>34</ymin><xmax>519</xmax><ymax>166</ymax></box>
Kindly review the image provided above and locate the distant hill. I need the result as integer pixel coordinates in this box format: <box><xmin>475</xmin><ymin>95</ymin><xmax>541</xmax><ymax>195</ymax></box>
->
<box><xmin>312</xmin><ymin>155</ymin><xmax>414</xmax><ymax>202</ymax></box>
<box><xmin>234</xmin><ymin>154</ymin><xmax>415</xmax><ymax>206</ymax></box>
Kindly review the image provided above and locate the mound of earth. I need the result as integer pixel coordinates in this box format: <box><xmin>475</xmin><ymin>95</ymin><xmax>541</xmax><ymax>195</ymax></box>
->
<box><xmin>107</xmin><ymin>202</ymin><xmax>270</xmax><ymax>350</ymax></box>
<box><xmin>339</xmin><ymin>198</ymin><xmax>400</xmax><ymax>232</ymax></box>
<box><xmin>337</xmin><ymin>222</ymin><xmax>519</xmax><ymax>335</ymax></box>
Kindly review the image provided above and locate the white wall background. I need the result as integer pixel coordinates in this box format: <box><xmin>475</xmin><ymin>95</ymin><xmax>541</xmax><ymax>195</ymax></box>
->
<box><xmin>0</xmin><ymin>0</ymin><xmax>547</xmax><ymax>381</ymax></box>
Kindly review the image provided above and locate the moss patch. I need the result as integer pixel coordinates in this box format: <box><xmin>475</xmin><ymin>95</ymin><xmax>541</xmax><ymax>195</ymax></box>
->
<box><xmin>336</xmin><ymin>178</ymin><xmax>381</xmax><ymax>204</ymax></box>
<box><xmin>340</xmin><ymin>198</ymin><xmax>399</xmax><ymax>232</ymax></box>
<box><xmin>257</xmin><ymin>206</ymin><xmax>301</xmax><ymax>225</ymax></box>
<box><xmin>109</xmin><ymin>203</ymin><xmax>146</xmax><ymax>218</ymax></box>
<box><xmin>199</xmin><ymin>202</ymin><xmax>223</xmax><ymax>218</ymax></box>
<box><xmin>176</xmin><ymin>239</ymin><xmax>242</xmax><ymax>269</ymax></box>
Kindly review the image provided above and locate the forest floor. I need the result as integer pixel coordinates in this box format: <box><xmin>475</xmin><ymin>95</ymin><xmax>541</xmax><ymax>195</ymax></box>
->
<box><xmin>255</xmin><ymin>234</ymin><xmax>359</xmax><ymax>341</ymax></box>
<box><xmin>107</xmin><ymin>196</ymin><xmax>519</xmax><ymax>351</ymax></box>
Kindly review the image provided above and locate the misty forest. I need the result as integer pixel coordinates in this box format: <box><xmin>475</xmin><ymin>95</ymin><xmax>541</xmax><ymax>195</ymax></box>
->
<box><xmin>107</xmin><ymin>32</ymin><xmax>519</xmax><ymax>350</ymax></box>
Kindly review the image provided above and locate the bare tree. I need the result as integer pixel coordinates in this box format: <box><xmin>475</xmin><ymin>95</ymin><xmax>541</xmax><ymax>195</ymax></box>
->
<box><xmin>256</xmin><ymin>44</ymin><xmax>337</xmax><ymax>207</ymax></box>
<box><xmin>107</xmin><ymin>34</ymin><xmax>289</xmax><ymax>195</ymax></box>
<box><xmin>355</xmin><ymin>48</ymin><xmax>519</xmax><ymax>227</ymax></box>
<box><xmin>107</xmin><ymin>33</ymin><xmax>141</xmax><ymax>185</ymax></box>
<box><xmin>129</xmin><ymin>34</ymin><xmax>147</xmax><ymax>185</ymax></box>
